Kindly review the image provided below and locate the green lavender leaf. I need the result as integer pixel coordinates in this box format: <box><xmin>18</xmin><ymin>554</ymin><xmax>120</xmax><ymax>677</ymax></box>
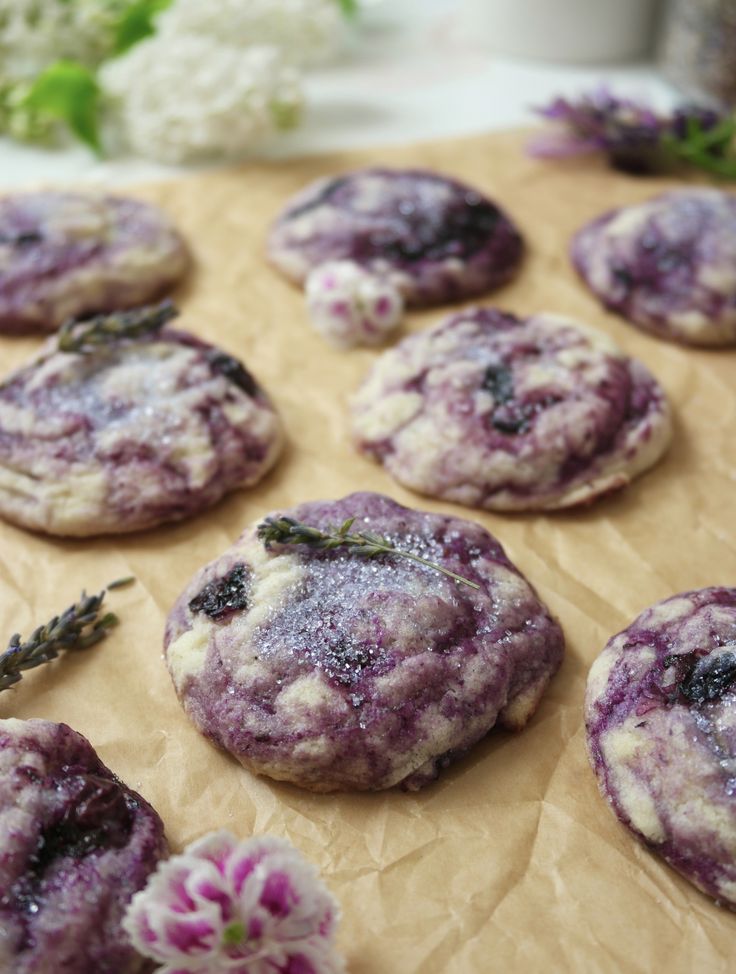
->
<box><xmin>22</xmin><ymin>60</ymin><xmax>101</xmax><ymax>153</ymax></box>
<box><xmin>662</xmin><ymin>115</ymin><xmax>736</xmax><ymax>179</ymax></box>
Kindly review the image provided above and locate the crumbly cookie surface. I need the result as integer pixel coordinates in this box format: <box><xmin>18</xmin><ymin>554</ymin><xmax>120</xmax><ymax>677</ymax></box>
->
<box><xmin>165</xmin><ymin>492</ymin><xmax>564</xmax><ymax>792</ymax></box>
<box><xmin>571</xmin><ymin>188</ymin><xmax>736</xmax><ymax>345</ymax></box>
<box><xmin>0</xmin><ymin>328</ymin><xmax>283</xmax><ymax>536</ymax></box>
<box><xmin>0</xmin><ymin>192</ymin><xmax>190</xmax><ymax>334</ymax></box>
<box><xmin>0</xmin><ymin>718</ymin><xmax>167</xmax><ymax>974</ymax></box>
<box><xmin>267</xmin><ymin>168</ymin><xmax>524</xmax><ymax>307</ymax></box>
<box><xmin>585</xmin><ymin>588</ymin><xmax>736</xmax><ymax>908</ymax></box>
<box><xmin>350</xmin><ymin>308</ymin><xmax>671</xmax><ymax>511</ymax></box>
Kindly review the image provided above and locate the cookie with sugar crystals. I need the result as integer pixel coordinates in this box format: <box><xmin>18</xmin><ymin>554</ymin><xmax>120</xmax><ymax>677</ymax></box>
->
<box><xmin>571</xmin><ymin>188</ymin><xmax>736</xmax><ymax>345</ymax></box>
<box><xmin>0</xmin><ymin>191</ymin><xmax>190</xmax><ymax>335</ymax></box>
<box><xmin>586</xmin><ymin>588</ymin><xmax>736</xmax><ymax>908</ymax></box>
<box><xmin>0</xmin><ymin>307</ymin><xmax>283</xmax><ymax>536</ymax></box>
<box><xmin>267</xmin><ymin>167</ymin><xmax>524</xmax><ymax>307</ymax></box>
<box><xmin>0</xmin><ymin>718</ymin><xmax>167</xmax><ymax>974</ymax></box>
<box><xmin>165</xmin><ymin>491</ymin><xmax>564</xmax><ymax>792</ymax></box>
<box><xmin>351</xmin><ymin>307</ymin><xmax>671</xmax><ymax>511</ymax></box>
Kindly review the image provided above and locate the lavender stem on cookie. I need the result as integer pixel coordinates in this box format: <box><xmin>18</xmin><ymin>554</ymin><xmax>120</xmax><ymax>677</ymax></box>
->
<box><xmin>57</xmin><ymin>300</ymin><xmax>179</xmax><ymax>354</ymax></box>
<box><xmin>257</xmin><ymin>514</ymin><xmax>481</xmax><ymax>590</ymax></box>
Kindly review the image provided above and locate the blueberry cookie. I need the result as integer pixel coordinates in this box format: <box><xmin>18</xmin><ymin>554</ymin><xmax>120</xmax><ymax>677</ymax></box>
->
<box><xmin>0</xmin><ymin>309</ymin><xmax>283</xmax><ymax>536</ymax></box>
<box><xmin>351</xmin><ymin>308</ymin><xmax>671</xmax><ymax>511</ymax></box>
<box><xmin>165</xmin><ymin>491</ymin><xmax>564</xmax><ymax>792</ymax></box>
<box><xmin>571</xmin><ymin>189</ymin><xmax>736</xmax><ymax>345</ymax></box>
<box><xmin>0</xmin><ymin>718</ymin><xmax>167</xmax><ymax>974</ymax></box>
<box><xmin>267</xmin><ymin>168</ymin><xmax>524</xmax><ymax>308</ymax></box>
<box><xmin>0</xmin><ymin>191</ymin><xmax>190</xmax><ymax>335</ymax></box>
<box><xmin>586</xmin><ymin>588</ymin><xmax>736</xmax><ymax>908</ymax></box>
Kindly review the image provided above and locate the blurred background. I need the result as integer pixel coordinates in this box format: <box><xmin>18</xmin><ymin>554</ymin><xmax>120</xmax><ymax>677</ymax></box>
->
<box><xmin>0</xmin><ymin>0</ymin><xmax>735</xmax><ymax>184</ymax></box>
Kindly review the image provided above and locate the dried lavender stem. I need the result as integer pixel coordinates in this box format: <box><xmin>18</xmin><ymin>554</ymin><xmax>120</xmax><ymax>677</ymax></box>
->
<box><xmin>58</xmin><ymin>300</ymin><xmax>179</xmax><ymax>354</ymax></box>
<box><xmin>0</xmin><ymin>579</ymin><xmax>134</xmax><ymax>693</ymax></box>
<box><xmin>257</xmin><ymin>516</ymin><xmax>481</xmax><ymax>591</ymax></box>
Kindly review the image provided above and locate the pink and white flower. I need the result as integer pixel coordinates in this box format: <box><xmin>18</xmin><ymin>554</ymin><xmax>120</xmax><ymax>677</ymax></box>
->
<box><xmin>305</xmin><ymin>260</ymin><xmax>404</xmax><ymax>349</ymax></box>
<box><xmin>123</xmin><ymin>831</ymin><xmax>345</xmax><ymax>974</ymax></box>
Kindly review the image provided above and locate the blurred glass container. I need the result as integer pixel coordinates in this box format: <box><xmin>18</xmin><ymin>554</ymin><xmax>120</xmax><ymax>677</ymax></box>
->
<box><xmin>658</xmin><ymin>0</ymin><xmax>736</xmax><ymax>106</ymax></box>
<box><xmin>460</xmin><ymin>0</ymin><xmax>659</xmax><ymax>63</ymax></box>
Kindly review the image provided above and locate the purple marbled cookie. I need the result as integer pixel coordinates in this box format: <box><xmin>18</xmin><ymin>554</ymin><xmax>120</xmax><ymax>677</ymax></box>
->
<box><xmin>0</xmin><ymin>192</ymin><xmax>190</xmax><ymax>335</ymax></box>
<box><xmin>267</xmin><ymin>168</ymin><xmax>524</xmax><ymax>307</ymax></box>
<box><xmin>351</xmin><ymin>308</ymin><xmax>671</xmax><ymax>511</ymax></box>
<box><xmin>0</xmin><ymin>321</ymin><xmax>283</xmax><ymax>536</ymax></box>
<box><xmin>586</xmin><ymin>588</ymin><xmax>736</xmax><ymax>908</ymax></box>
<box><xmin>0</xmin><ymin>718</ymin><xmax>167</xmax><ymax>974</ymax></box>
<box><xmin>571</xmin><ymin>188</ymin><xmax>736</xmax><ymax>346</ymax></box>
<box><xmin>164</xmin><ymin>491</ymin><xmax>564</xmax><ymax>792</ymax></box>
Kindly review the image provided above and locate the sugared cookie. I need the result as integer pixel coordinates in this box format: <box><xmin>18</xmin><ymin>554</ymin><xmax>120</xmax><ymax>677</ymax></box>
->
<box><xmin>0</xmin><ymin>308</ymin><xmax>283</xmax><ymax>536</ymax></box>
<box><xmin>0</xmin><ymin>718</ymin><xmax>167</xmax><ymax>974</ymax></box>
<box><xmin>164</xmin><ymin>491</ymin><xmax>564</xmax><ymax>792</ymax></box>
<box><xmin>267</xmin><ymin>168</ymin><xmax>524</xmax><ymax>307</ymax></box>
<box><xmin>0</xmin><ymin>192</ymin><xmax>190</xmax><ymax>335</ymax></box>
<box><xmin>571</xmin><ymin>189</ymin><xmax>736</xmax><ymax>345</ymax></box>
<box><xmin>586</xmin><ymin>588</ymin><xmax>736</xmax><ymax>908</ymax></box>
<box><xmin>351</xmin><ymin>308</ymin><xmax>671</xmax><ymax>511</ymax></box>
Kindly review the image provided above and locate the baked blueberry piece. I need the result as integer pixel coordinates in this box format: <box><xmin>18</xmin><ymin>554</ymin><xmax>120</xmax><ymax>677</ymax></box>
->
<box><xmin>0</xmin><ymin>191</ymin><xmax>190</xmax><ymax>335</ymax></box>
<box><xmin>0</xmin><ymin>718</ymin><xmax>167</xmax><ymax>974</ymax></box>
<box><xmin>267</xmin><ymin>167</ymin><xmax>524</xmax><ymax>307</ymax></box>
<box><xmin>0</xmin><ymin>314</ymin><xmax>283</xmax><ymax>536</ymax></box>
<box><xmin>571</xmin><ymin>188</ymin><xmax>736</xmax><ymax>346</ymax></box>
<box><xmin>351</xmin><ymin>307</ymin><xmax>671</xmax><ymax>511</ymax></box>
<box><xmin>165</xmin><ymin>491</ymin><xmax>564</xmax><ymax>792</ymax></box>
<box><xmin>586</xmin><ymin>588</ymin><xmax>736</xmax><ymax>908</ymax></box>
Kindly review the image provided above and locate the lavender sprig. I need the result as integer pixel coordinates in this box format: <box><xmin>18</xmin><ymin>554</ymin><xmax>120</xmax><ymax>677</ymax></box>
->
<box><xmin>257</xmin><ymin>515</ymin><xmax>481</xmax><ymax>590</ymax></box>
<box><xmin>0</xmin><ymin>579</ymin><xmax>133</xmax><ymax>693</ymax></box>
<box><xmin>58</xmin><ymin>300</ymin><xmax>179</xmax><ymax>354</ymax></box>
<box><xmin>528</xmin><ymin>88</ymin><xmax>736</xmax><ymax>178</ymax></box>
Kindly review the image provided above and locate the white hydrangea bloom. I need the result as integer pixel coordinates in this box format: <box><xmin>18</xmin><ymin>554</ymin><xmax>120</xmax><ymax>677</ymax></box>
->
<box><xmin>100</xmin><ymin>37</ymin><xmax>303</xmax><ymax>163</ymax></box>
<box><xmin>157</xmin><ymin>0</ymin><xmax>346</xmax><ymax>66</ymax></box>
<box><xmin>0</xmin><ymin>0</ymin><xmax>120</xmax><ymax>79</ymax></box>
<box><xmin>306</xmin><ymin>260</ymin><xmax>404</xmax><ymax>349</ymax></box>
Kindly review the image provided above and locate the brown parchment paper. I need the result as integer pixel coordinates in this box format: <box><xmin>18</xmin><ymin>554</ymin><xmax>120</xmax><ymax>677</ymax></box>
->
<box><xmin>2</xmin><ymin>130</ymin><xmax>735</xmax><ymax>974</ymax></box>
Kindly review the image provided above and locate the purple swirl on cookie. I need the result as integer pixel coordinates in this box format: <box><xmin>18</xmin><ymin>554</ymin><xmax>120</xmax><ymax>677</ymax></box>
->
<box><xmin>0</xmin><ymin>192</ymin><xmax>190</xmax><ymax>335</ymax></box>
<box><xmin>0</xmin><ymin>327</ymin><xmax>283</xmax><ymax>536</ymax></box>
<box><xmin>164</xmin><ymin>491</ymin><xmax>564</xmax><ymax>792</ymax></box>
<box><xmin>585</xmin><ymin>588</ymin><xmax>736</xmax><ymax>908</ymax></box>
<box><xmin>351</xmin><ymin>308</ymin><xmax>671</xmax><ymax>511</ymax></box>
<box><xmin>0</xmin><ymin>718</ymin><xmax>167</xmax><ymax>973</ymax></box>
<box><xmin>267</xmin><ymin>168</ymin><xmax>524</xmax><ymax>307</ymax></box>
<box><xmin>571</xmin><ymin>189</ymin><xmax>736</xmax><ymax>346</ymax></box>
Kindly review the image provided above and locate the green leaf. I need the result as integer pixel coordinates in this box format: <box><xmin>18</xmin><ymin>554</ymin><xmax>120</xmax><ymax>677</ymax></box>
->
<box><xmin>23</xmin><ymin>61</ymin><xmax>101</xmax><ymax>153</ymax></box>
<box><xmin>113</xmin><ymin>0</ymin><xmax>173</xmax><ymax>54</ymax></box>
<box><xmin>336</xmin><ymin>0</ymin><xmax>358</xmax><ymax>17</ymax></box>
<box><xmin>662</xmin><ymin>114</ymin><xmax>736</xmax><ymax>180</ymax></box>
<box><xmin>221</xmin><ymin>921</ymin><xmax>246</xmax><ymax>947</ymax></box>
